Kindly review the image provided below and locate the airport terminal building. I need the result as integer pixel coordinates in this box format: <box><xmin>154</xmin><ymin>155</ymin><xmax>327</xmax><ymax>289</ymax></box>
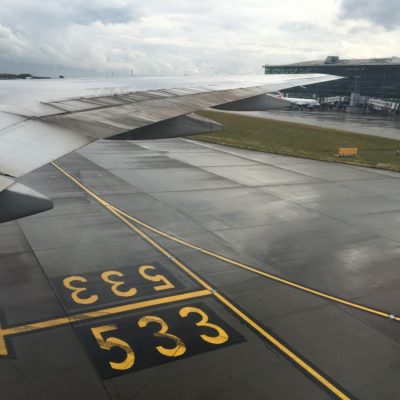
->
<box><xmin>263</xmin><ymin>56</ymin><xmax>400</xmax><ymax>101</ymax></box>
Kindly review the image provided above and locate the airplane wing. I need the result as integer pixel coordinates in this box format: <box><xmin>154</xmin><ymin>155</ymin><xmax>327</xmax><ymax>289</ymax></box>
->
<box><xmin>0</xmin><ymin>73</ymin><xmax>341</xmax><ymax>222</ymax></box>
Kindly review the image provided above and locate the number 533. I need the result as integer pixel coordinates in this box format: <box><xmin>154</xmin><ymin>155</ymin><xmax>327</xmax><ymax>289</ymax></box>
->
<box><xmin>77</xmin><ymin>302</ymin><xmax>244</xmax><ymax>378</ymax></box>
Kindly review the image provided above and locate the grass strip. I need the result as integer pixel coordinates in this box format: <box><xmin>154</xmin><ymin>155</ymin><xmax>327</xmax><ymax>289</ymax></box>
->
<box><xmin>193</xmin><ymin>111</ymin><xmax>400</xmax><ymax>172</ymax></box>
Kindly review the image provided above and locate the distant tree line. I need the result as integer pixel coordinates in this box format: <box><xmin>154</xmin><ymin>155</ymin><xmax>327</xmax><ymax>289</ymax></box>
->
<box><xmin>0</xmin><ymin>73</ymin><xmax>51</xmax><ymax>80</ymax></box>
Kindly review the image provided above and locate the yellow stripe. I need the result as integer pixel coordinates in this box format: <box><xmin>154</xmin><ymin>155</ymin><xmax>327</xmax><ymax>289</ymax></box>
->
<box><xmin>108</xmin><ymin>208</ymin><xmax>214</xmax><ymax>291</ymax></box>
<box><xmin>111</xmin><ymin>207</ymin><xmax>351</xmax><ymax>399</ymax></box>
<box><xmin>114</xmin><ymin>203</ymin><xmax>352</xmax><ymax>398</ymax></box>
<box><xmin>0</xmin><ymin>326</ymin><xmax>7</xmax><ymax>357</ymax></box>
<box><xmin>52</xmin><ymin>162</ymin><xmax>110</xmax><ymax>207</ymax></box>
<box><xmin>0</xmin><ymin>290</ymin><xmax>211</xmax><ymax>356</ymax></box>
<box><xmin>200</xmin><ymin>250</ymin><xmax>390</xmax><ymax>318</ymax></box>
<box><xmin>213</xmin><ymin>292</ymin><xmax>350</xmax><ymax>400</ymax></box>
<box><xmin>52</xmin><ymin>161</ymin><xmax>399</xmax><ymax>321</ymax></box>
<box><xmin>110</xmin><ymin>206</ymin><xmax>396</xmax><ymax>321</ymax></box>
<box><xmin>52</xmin><ymin>162</ymin><xmax>351</xmax><ymax>399</ymax></box>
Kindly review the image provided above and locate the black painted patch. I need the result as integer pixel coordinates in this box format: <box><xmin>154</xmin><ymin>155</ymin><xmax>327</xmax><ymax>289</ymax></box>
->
<box><xmin>51</xmin><ymin>262</ymin><xmax>190</xmax><ymax>313</ymax></box>
<box><xmin>75</xmin><ymin>300</ymin><xmax>245</xmax><ymax>379</ymax></box>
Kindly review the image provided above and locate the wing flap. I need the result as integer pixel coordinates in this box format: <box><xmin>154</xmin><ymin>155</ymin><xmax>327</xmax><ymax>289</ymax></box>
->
<box><xmin>0</xmin><ymin>73</ymin><xmax>342</xmax><ymax>222</ymax></box>
<box><xmin>215</xmin><ymin>93</ymin><xmax>291</xmax><ymax>111</ymax></box>
<box><xmin>112</xmin><ymin>113</ymin><xmax>223</xmax><ymax>140</ymax></box>
<box><xmin>0</xmin><ymin>74</ymin><xmax>342</xmax><ymax>179</ymax></box>
<box><xmin>42</xmin><ymin>85</ymin><xmax>270</xmax><ymax>140</ymax></box>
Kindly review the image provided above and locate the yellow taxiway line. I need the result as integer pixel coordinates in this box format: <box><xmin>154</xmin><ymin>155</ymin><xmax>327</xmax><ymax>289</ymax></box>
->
<box><xmin>52</xmin><ymin>161</ymin><xmax>352</xmax><ymax>400</ymax></box>
<box><xmin>0</xmin><ymin>290</ymin><xmax>211</xmax><ymax>357</ymax></box>
<box><xmin>51</xmin><ymin>161</ymin><xmax>400</xmax><ymax>323</ymax></box>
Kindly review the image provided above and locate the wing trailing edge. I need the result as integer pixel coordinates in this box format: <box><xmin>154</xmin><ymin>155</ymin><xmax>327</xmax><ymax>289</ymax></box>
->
<box><xmin>0</xmin><ymin>74</ymin><xmax>342</xmax><ymax>222</ymax></box>
<box><xmin>214</xmin><ymin>93</ymin><xmax>291</xmax><ymax>111</ymax></box>
<box><xmin>111</xmin><ymin>113</ymin><xmax>223</xmax><ymax>140</ymax></box>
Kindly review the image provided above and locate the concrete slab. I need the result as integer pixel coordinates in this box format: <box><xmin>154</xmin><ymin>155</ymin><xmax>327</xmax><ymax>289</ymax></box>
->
<box><xmin>203</xmin><ymin>164</ymin><xmax>320</xmax><ymax>186</ymax></box>
<box><xmin>150</xmin><ymin>187</ymin><xmax>321</xmax><ymax>231</ymax></box>
<box><xmin>111</xmin><ymin>167</ymin><xmax>241</xmax><ymax>193</ymax></box>
<box><xmin>2</xmin><ymin>137</ymin><xmax>400</xmax><ymax>399</ymax></box>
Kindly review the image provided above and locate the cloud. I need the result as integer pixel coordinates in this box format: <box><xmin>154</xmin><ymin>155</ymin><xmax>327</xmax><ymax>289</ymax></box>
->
<box><xmin>0</xmin><ymin>24</ymin><xmax>28</xmax><ymax>56</ymax></box>
<box><xmin>279</xmin><ymin>22</ymin><xmax>317</xmax><ymax>33</ymax></box>
<box><xmin>0</xmin><ymin>0</ymin><xmax>400</xmax><ymax>77</ymax></box>
<box><xmin>3</xmin><ymin>0</ymin><xmax>139</xmax><ymax>26</ymax></box>
<box><xmin>71</xmin><ymin>6</ymin><xmax>137</xmax><ymax>25</ymax></box>
<box><xmin>340</xmin><ymin>0</ymin><xmax>400</xmax><ymax>29</ymax></box>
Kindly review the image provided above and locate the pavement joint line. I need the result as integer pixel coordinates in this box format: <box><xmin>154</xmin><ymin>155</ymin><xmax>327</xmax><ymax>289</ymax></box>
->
<box><xmin>50</xmin><ymin>161</ymin><xmax>400</xmax><ymax>323</ymax></box>
<box><xmin>114</xmin><ymin>206</ymin><xmax>398</xmax><ymax>322</ymax></box>
<box><xmin>116</xmin><ymin>211</ymin><xmax>400</xmax><ymax>321</ymax></box>
<box><xmin>52</xmin><ymin>162</ymin><xmax>352</xmax><ymax>400</ymax></box>
<box><xmin>108</xmin><ymin>192</ymin><xmax>352</xmax><ymax>400</ymax></box>
<box><xmin>0</xmin><ymin>290</ymin><xmax>212</xmax><ymax>357</ymax></box>
<box><xmin>109</xmin><ymin>195</ymin><xmax>352</xmax><ymax>399</ymax></box>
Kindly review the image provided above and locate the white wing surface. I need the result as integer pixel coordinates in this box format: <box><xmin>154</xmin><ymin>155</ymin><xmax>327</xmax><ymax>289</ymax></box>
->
<box><xmin>0</xmin><ymin>74</ymin><xmax>341</xmax><ymax>222</ymax></box>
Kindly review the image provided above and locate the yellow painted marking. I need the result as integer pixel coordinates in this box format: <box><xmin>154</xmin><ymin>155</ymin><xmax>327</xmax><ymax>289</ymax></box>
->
<box><xmin>108</xmin><ymin>208</ymin><xmax>214</xmax><ymax>291</ymax></box>
<box><xmin>138</xmin><ymin>315</ymin><xmax>186</xmax><ymax>357</ymax></box>
<box><xmin>337</xmin><ymin>148</ymin><xmax>358</xmax><ymax>157</ymax></box>
<box><xmin>52</xmin><ymin>162</ymin><xmax>110</xmax><ymax>208</ymax></box>
<box><xmin>113</xmin><ymin>207</ymin><xmax>200</xmax><ymax>251</ymax></box>
<box><xmin>111</xmin><ymin>206</ymin><xmax>396</xmax><ymax>321</ymax></box>
<box><xmin>63</xmin><ymin>275</ymin><xmax>99</xmax><ymax>305</ymax></box>
<box><xmin>101</xmin><ymin>270</ymin><xmax>138</xmax><ymax>298</ymax></box>
<box><xmin>106</xmin><ymin>207</ymin><xmax>351</xmax><ymax>399</ymax></box>
<box><xmin>138</xmin><ymin>265</ymin><xmax>175</xmax><ymax>291</ymax></box>
<box><xmin>0</xmin><ymin>289</ymin><xmax>211</xmax><ymax>356</ymax></box>
<box><xmin>52</xmin><ymin>162</ymin><xmax>350</xmax><ymax>399</ymax></box>
<box><xmin>200</xmin><ymin>250</ymin><xmax>390</xmax><ymax>319</ymax></box>
<box><xmin>0</xmin><ymin>323</ymin><xmax>8</xmax><ymax>356</ymax></box>
<box><xmin>113</xmin><ymin>207</ymin><xmax>399</xmax><ymax>321</ymax></box>
<box><xmin>91</xmin><ymin>325</ymin><xmax>135</xmax><ymax>371</ymax></box>
<box><xmin>179</xmin><ymin>306</ymin><xmax>229</xmax><ymax>345</ymax></box>
<box><xmin>213</xmin><ymin>291</ymin><xmax>350</xmax><ymax>400</ymax></box>
<box><xmin>52</xmin><ymin>161</ymin><xmax>400</xmax><ymax>322</ymax></box>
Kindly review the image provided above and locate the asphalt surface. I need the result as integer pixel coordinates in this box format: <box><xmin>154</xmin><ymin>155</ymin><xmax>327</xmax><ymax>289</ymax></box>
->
<box><xmin>1</xmin><ymin>137</ymin><xmax>400</xmax><ymax>399</ymax></box>
<box><xmin>234</xmin><ymin>110</ymin><xmax>400</xmax><ymax>140</ymax></box>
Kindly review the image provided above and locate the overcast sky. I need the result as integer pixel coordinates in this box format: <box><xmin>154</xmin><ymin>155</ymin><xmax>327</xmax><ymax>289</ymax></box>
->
<box><xmin>0</xmin><ymin>0</ymin><xmax>399</xmax><ymax>77</ymax></box>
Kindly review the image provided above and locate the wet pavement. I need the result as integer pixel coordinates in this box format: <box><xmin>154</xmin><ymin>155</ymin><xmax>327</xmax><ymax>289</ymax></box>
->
<box><xmin>1</xmin><ymin>138</ymin><xmax>400</xmax><ymax>399</ymax></box>
<box><xmin>234</xmin><ymin>110</ymin><xmax>400</xmax><ymax>140</ymax></box>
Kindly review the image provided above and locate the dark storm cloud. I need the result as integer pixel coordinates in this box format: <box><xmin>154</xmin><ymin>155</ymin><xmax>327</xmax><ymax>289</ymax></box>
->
<box><xmin>340</xmin><ymin>0</ymin><xmax>400</xmax><ymax>29</ymax></box>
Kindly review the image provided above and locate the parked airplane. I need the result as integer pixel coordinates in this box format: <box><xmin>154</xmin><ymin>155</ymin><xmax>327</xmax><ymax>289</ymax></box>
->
<box><xmin>0</xmin><ymin>74</ymin><xmax>340</xmax><ymax>223</ymax></box>
<box><xmin>270</xmin><ymin>91</ymin><xmax>320</xmax><ymax>109</ymax></box>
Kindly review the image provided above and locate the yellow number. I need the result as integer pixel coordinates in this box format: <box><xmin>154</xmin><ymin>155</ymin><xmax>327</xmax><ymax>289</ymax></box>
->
<box><xmin>179</xmin><ymin>307</ymin><xmax>229</xmax><ymax>345</ymax></box>
<box><xmin>138</xmin><ymin>316</ymin><xmax>186</xmax><ymax>357</ymax></box>
<box><xmin>138</xmin><ymin>265</ymin><xmax>175</xmax><ymax>291</ymax></box>
<box><xmin>101</xmin><ymin>271</ymin><xmax>137</xmax><ymax>298</ymax></box>
<box><xmin>63</xmin><ymin>276</ymin><xmax>98</xmax><ymax>305</ymax></box>
<box><xmin>91</xmin><ymin>325</ymin><xmax>135</xmax><ymax>371</ymax></box>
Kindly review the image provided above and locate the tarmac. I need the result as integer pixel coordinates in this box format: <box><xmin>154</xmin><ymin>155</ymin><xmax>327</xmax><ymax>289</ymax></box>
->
<box><xmin>1</xmin><ymin>137</ymin><xmax>400</xmax><ymax>399</ymax></box>
<box><xmin>234</xmin><ymin>110</ymin><xmax>400</xmax><ymax>140</ymax></box>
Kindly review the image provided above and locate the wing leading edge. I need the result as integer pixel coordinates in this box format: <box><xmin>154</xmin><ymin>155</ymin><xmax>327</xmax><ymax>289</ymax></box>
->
<box><xmin>0</xmin><ymin>73</ymin><xmax>341</xmax><ymax>222</ymax></box>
